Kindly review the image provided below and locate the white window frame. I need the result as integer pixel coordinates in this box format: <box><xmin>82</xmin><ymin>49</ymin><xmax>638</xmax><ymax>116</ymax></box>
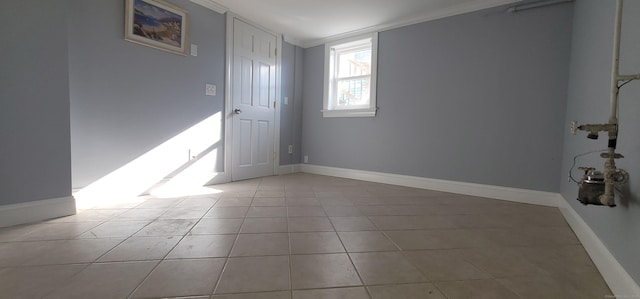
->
<box><xmin>323</xmin><ymin>32</ymin><xmax>378</xmax><ymax>118</ymax></box>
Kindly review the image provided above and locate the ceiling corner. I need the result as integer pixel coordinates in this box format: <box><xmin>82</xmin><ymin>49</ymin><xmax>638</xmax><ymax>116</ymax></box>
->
<box><xmin>283</xmin><ymin>36</ymin><xmax>305</xmax><ymax>48</ymax></box>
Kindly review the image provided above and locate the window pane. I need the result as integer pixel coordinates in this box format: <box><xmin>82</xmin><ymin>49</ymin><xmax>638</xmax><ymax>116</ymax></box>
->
<box><xmin>337</xmin><ymin>49</ymin><xmax>371</xmax><ymax>79</ymax></box>
<box><xmin>336</xmin><ymin>76</ymin><xmax>370</xmax><ymax>107</ymax></box>
<box><xmin>323</xmin><ymin>32</ymin><xmax>378</xmax><ymax>117</ymax></box>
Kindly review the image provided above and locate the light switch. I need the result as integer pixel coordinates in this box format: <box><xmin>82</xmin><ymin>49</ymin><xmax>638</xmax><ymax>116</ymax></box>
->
<box><xmin>205</xmin><ymin>84</ymin><xmax>216</xmax><ymax>96</ymax></box>
<box><xmin>190</xmin><ymin>44</ymin><xmax>198</xmax><ymax>56</ymax></box>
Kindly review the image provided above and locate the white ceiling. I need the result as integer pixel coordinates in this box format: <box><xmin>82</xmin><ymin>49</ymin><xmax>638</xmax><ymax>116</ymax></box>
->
<box><xmin>192</xmin><ymin>0</ymin><xmax>521</xmax><ymax>47</ymax></box>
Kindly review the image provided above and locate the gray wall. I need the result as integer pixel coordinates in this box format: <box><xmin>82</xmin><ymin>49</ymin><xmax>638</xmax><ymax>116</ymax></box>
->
<box><xmin>69</xmin><ymin>0</ymin><xmax>226</xmax><ymax>189</ymax></box>
<box><xmin>560</xmin><ymin>0</ymin><xmax>640</xmax><ymax>283</ymax></box>
<box><xmin>0</xmin><ymin>1</ymin><xmax>72</xmax><ymax>205</ymax></box>
<box><xmin>280</xmin><ymin>42</ymin><xmax>304</xmax><ymax>165</ymax></box>
<box><xmin>301</xmin><ymin>3</ymin><xmax>573</xmax><ymax>192</ymax></box>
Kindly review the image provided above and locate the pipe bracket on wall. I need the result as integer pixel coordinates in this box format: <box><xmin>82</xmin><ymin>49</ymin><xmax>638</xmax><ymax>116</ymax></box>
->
<box><xmin>617</xmin><ymin>74</ymin><xmax>640</xmax><ymax>81</ymax></box>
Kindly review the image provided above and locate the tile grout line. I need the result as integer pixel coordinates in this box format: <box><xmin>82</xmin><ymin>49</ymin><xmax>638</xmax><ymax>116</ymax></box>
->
<box><xmin>210</xmin><ymin>188</ymin><xmax>256</xmax><ymax>296</ymax></box>
<box><xmin>362</xmin><ymin>196</ymin><xmax>457</xmax><ymax>298</ymax></box>
<box><xmin>37</xmin><ymin>262</ymin><xmax>93</xmax><ymax>298</ymax></box>
<box><xmin>126</xmin><ymin>197</ymin><xmax>217</xmax><ymax>299</ymax></box>
<box><xmin>328</xmin><ymin>202</ymin><xmax>374</xmax><ymax>299</ymax></box>
<box><xmin>38</xmin><ymin>197</ymin><xmax>186</xmax><ymax>298</ymax></box>
<box><xmin>285</xmin><ymin>184</ymin><xmax>294</xmax><ymax>299</ymax></box>
<box><xmin>45</xmin><ymin>208</ymin><xmax>156</xmax><ymax>297</ymax></box>
<box><xmin>2</xmin><ymin>174</ymin><xmax>611</xmax><ymax>298</ymax></box>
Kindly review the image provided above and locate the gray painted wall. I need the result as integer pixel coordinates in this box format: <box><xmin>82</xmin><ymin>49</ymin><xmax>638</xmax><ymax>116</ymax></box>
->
<box><xmin>301</xmin><ymin>4</ymin><xmax>573</xmax><ymax>192</ymax></box>
<box><xmin>280</xmin><ymin>42</ymin><xmax>304</xmax><ymax>165</ymax></box>
<box><xmin>69</xmin><ymin>0</ymin><xmax>226</xmax><ymax>189</ymax></box>
<box><xmin>0</xmin><ymin>1</ymin><xmax>72</xmax><ymax>206</ymax></box>
<box><xmin>560</xmin><ymin>0</ymin><xmax>640</xmax><ymax>283</ymax></box>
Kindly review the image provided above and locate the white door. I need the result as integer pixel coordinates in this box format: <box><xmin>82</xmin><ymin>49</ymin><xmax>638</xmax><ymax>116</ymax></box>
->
<box><xmin>231</xmin><ymin>19</ymin><xmax>277</xmax><ymax>181</ymax></box>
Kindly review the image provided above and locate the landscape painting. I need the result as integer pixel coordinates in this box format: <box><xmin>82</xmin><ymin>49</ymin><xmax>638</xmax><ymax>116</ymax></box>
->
<box><xmin>125</xmin><ymin>0</ymin><xmax>188</xmax><ymax>55</ymax></box>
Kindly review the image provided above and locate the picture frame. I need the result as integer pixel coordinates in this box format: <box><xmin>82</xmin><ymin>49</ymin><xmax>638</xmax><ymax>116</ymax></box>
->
<box><xmin>125</xmin><ymin>0</ymin><xmax>188</xmax><ymax>55</ymax></box>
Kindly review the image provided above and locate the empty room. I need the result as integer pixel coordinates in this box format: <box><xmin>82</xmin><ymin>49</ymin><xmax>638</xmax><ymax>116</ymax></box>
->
<box><xmin>1</xmin><ymin>0</ymin><xmax>639</xmax><ymax>298</ymax></box>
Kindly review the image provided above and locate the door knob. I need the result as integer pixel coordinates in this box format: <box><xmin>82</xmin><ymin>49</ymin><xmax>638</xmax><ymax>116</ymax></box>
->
<box><xmin>234</xmin><ymin>109</ymin><xmax>242</xmax><ymax>114</ymax></box>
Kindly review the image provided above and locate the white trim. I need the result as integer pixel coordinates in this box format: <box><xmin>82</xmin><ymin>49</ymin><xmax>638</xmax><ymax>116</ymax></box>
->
<box><xmin>0</xmin><ymin>196</ymin><xmax>76</xmax><ymax>228</ymax></box>
<box><xmin>279</xmin><ymin>164</ymin><xmax>302</xmax><ymax>175</ymax></box>
<box><xmin>300</xmin><ymin>164</ymin><xmax>559</xmax><ymax>207</ymax></box>
<box><xmin>221</xmin><ymin>12</ymin><xmax>234</xmax><ymax>185</ymax></box>
<box><xmin>321</xmin><ymin>109</ymin><xmax>377</xmax><ymax>118</ymax></box>
<box><xmin>189</xmin><ymin>0</ymin><xmax>228</xmax><ymax>14</ymax></box>
<box><xmin>558</xmin><ymin>197</ymin><xmax>640</xmax><ymax>298</ymax></box>
<box><xmin>274</xmin><ymin>34</ymin><xmax>283</xmax><ymax>175</ymax></box>
<box><xmin>302</xmin><ymin>0</ymin><xmax>519</xmax><ymax>48</ymax></box>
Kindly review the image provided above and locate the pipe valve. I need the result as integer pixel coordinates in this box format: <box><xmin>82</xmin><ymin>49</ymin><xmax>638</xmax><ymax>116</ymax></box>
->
<box><xmin>572</xmin><ymin>123</ymin><xmax>616</xmax><ymax>139</ymax></box>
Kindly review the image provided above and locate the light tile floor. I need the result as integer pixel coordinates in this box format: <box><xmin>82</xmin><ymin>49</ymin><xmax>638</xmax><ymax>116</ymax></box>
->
<box><xmin>0</xmin><ymin>173</ymin><xmax>612</xmax><ymax>298</ymax></box>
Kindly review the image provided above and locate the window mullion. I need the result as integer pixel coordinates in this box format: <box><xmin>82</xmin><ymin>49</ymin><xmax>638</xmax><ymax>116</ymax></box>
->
<box><xmin>337</xmin><ymin>74</ymin><xmax>370</xmax><ymax>81</ymax></box>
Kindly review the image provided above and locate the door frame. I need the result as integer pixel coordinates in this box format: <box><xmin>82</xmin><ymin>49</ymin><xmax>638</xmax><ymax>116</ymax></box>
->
<box><xmin>221</xmin><ymin>13</ymin><xmax>282</xmax><ymax>183</ymax></box>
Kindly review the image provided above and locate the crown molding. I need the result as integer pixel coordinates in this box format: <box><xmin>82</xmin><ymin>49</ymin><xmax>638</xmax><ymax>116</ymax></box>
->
<box><xmin>189</xmin><ymin>0</ymin><xmax>228</xmax><ymax>14</ymax></box>
<box><xmin>301</xmin><ymin>0</ymin><xmax>519</xmax><ymax>48</ymax></box>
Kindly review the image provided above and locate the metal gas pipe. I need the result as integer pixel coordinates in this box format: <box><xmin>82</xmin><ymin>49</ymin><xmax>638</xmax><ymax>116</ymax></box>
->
<box><xmin>571</xmin><ymin>0</ymin><xmax>638</xmax><ymax>206</ymax></box>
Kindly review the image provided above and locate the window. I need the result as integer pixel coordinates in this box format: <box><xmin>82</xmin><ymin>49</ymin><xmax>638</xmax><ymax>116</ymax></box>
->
<box><xmin>323</xmin><ymin>32</ymin><xmax>378</xmax><ymax>117</ymax></box>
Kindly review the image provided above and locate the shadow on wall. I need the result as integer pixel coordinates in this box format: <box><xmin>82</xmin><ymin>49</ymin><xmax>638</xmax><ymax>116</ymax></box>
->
<box><xmin>616</xmin><ymin>183</ymin><xmax>638</xmax><ymax>208</ymax></box>
<box><xmin>74</xmin><ymin>112</ymin><xmax>223</xmax><ymax>208</ymax></box>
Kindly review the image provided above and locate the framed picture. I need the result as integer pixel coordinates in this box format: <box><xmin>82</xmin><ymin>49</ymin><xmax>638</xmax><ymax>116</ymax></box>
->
<box><xmin>125</xmin><ymin>0</ymin><xmax>188</xmax><ymax>55</ymax></box>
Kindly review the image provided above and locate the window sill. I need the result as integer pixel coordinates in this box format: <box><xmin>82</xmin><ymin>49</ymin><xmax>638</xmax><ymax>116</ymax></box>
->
<box><xmin>322</xmin><ymin>109</ymin><xmax>377</xmax><ymax>118</ymax></box>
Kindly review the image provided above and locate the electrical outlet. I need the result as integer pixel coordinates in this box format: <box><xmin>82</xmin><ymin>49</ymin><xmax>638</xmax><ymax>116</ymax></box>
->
<box><xmin>205</xmin><ymin>84</ymin><xmax>216</xmax><ymax>96</ymax></box>
<box><xmin>288</xmin><ymin>145</ymin><xmax>293</xmax><ymax>154</ymax></box>
<box><xmin>304</xmin><ymin>155</ymin><xmax>309</xmax><ymax>164</ymax></box>
<box><xmin>190</xmin><ymin>44</ymin><xmax>198</xmax><ymax>56</ymax></box>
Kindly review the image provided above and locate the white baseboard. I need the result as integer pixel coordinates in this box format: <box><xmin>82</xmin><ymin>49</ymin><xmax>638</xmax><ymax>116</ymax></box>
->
<box><xmin>300</xmin><ymin>164</ymin><xmax>559</xmax><ymax>206</ymax></box>
<box><xmin>558</xmin><ymin>197</ymin><xmax>640</xmax><ymax>297</ymax></box>
<box><xmin>298</xmin><ymin>164</ymin><xmax>639</xmax><ymax>296</ymax></box>
<box><xmin>204</xmin><ymin>172</ymin><xmax>230</xmax><ymax>186</ymax></box>
<box><xmin>279</xmin><ymin>164</ymin><xmax>302</xmax><ymax>175</ymax></box>
<box><xmin>0</xmin><ymin>196</ymin><xmax>76</xmax><ymax>228</ymax></box>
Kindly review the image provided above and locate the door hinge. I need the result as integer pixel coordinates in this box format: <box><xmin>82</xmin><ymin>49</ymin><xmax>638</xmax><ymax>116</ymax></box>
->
<box><xmin>275</xmin><ymin>48</ymin><xmax>278</xmax><ymax>56</ymax></box>
<box><xmin>273</xmin><ymin>101</ymin><xmax>276</xmax><ymax>109</ymax></box>
<box><xmin>273</xmin><ymin>151</ymin><xmax>277</xmax><ymax>160</ymax></box>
